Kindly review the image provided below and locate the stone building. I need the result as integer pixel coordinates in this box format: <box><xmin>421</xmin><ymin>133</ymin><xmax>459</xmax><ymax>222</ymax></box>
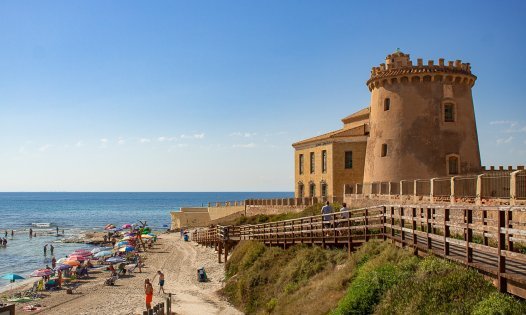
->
<box><xmin>292</xmin><ymin>50</ymin><xmax>482</xmax><ymax>198</ymax></box>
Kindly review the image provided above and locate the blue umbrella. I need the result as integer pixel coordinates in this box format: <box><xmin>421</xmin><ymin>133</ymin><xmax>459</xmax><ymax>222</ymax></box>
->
<box><xmin>1</xmin><ymin>273</ymin><xmax>25</xmax><ymax>282</ymax></box>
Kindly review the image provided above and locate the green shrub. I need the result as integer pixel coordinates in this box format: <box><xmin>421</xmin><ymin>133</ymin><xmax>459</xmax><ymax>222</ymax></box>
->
<box><xmin>473</xmin><ymin>292</ymin><xmax>526</xmax><ymax>315</ymax></box>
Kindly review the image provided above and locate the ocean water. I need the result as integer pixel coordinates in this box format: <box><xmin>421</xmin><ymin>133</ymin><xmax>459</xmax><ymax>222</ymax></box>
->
<box><xmin>0</xmin><ymin>192</ymin><xmax>292</xmax><ymax>289</ymax></box>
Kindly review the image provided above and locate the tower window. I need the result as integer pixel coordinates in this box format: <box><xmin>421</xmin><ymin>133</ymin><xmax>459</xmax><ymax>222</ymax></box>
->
<box><xmin>299</xmin><ymin>154</ymin><xmax>304</xmax><ymax>175</ymax></box>
<box><xmin>322</xmin><ymin>150</ymin><xmax>327</xmax><ymax>173</ymax></box>
<box><xmin>444</xmin><ymin>103</ymin><xmax>455</xmax><ymax>122</ymax></box>
<box><xmin>310</xmin><ymin>152</ymin><xmax>315</xmax><ymax>174</ymax></box>
<box><xmin>309</xmin><ymin>183</ymin><xmax>316</xmax><ymax>197</ymax></box>
<box><xmin>298</xmin><ymin>183</ymin><xmax>304</xmax><ymax>198</ymax></box>
<box><xmin>344</xmin><ymin>151</ymin><xmax>353</xmax><ymax>169</ymax></box>
<box><xmin>381</xmin><ymin>144</ymin><xmax>388</xmax><ymax>157</ymax></box>
<box><xmin>448</xmin><ymin>155</ymin><xmax>459</xmax><ymax>175</ymax></box>
<box><xmin>384</xmin><ymin>98</ymin><xmax>390</xmax><ymax>111</ymax></box>
<box><xmin>321</xmin><ymin>183</ymin><xmax>328</xmax><ymax>197</ymax></box>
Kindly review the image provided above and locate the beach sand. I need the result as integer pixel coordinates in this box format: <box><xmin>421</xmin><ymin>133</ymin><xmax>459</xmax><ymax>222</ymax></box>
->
<box><xmin>3</xmin><ymin>232</ymin><xmax>242</xmax><ymax>315</ymax></box>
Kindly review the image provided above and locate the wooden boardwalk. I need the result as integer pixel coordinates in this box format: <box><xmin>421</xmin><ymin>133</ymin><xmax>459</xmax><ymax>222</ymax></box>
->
<box><xmin>192</xmin><ymin>204</ymin><xmax>526</xmax><ymax>299</ymax></box>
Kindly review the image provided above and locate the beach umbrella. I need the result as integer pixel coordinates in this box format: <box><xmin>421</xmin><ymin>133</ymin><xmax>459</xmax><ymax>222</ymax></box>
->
<box><xmin>56</xmin><ymin>257</ymin><xmax>68</xmax><ymax>264</ymax></box>
<box><xmin>122</xmin><ymin>224</ymin><xmax>132</xmax><ymax>229</ymax></box>
<box><xmin>118</xmin><ymin>246</ymin><xmax>135</xmax><ymax>253</ymax></box>
<box><xmin>141</xmin><ymin>234</ymin><xmax>154</xmax><ymax>239</ymax></box>
<box><xmin>121</xmin><ymin>236</ymin><xmax>135</xmax><ymax>241</ymax></box>
<box><xmin>94</xmin><ymin>250</ymin><xmax>113</xmax><ymax>258</ymax></box>
<box><xmin>91</xmin><ymin>247</ymin><xmax>112</xmax><ymax>254</ymax></box>
<box><xmin>124</xmin><ymin>232</ymin><xmax>136</xmax><ymax>237</ymax></box>
<box><xmin>68</xmin><ymin>255</ymin><xmax>88</xmax><ymax>261</ymax></box>
<box><xmin>31</xmin><ymin>269</ymin><xmax>53</xmax><ymax>277</ymax></box>
<box><xmin>1</xmin><ymin>273</ymin><xmax>25</xmax><ymax>282</ymax></box>
<box><xmin>63</xmin><ymin>260</ymin><xmax>81</xmax><ymax>266</ymax></box>
<box><xmin>116</xmin><ymin>241</ymin><xmax>129</xmax><ymax>247</ymax></box>
<box><xmin>106</xmin><ymin>257</ymin><xmax>125</xmax><ymax>264</ymax></box>
<box><xmin>53</xmin><ymin>264</ymin><xmax>72</xmax><ymax>271</ymax></box>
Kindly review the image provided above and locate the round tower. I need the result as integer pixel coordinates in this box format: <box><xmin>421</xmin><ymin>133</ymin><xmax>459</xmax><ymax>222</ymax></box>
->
<box><xmin>363</xmin><ymin>50</ymin><xmax>481</xmax><ymax>183</ymax></box>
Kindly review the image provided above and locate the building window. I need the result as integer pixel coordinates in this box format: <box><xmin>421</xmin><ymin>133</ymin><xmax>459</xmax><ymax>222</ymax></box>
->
<box><xmin>309</xmin><ymin>183</ymin><xmax>316</xmax><ymax>197</ymax></box>
<box><xmin>322</xmin><ymin>150</ymin><xmax>327</xmax><ymax>173</ymax></box>
<box><xmin>384</xmin><ymin>98</ymin><xmax>390</xmax><ymax>111</ymax></box>
<box><xmin>299</xmin><ymin>154</ymin><xmax>304</xmax><ymax>175</ymax></box>
<box><xmin>448</xmin><ymin>155</ymin><xmax>459</xmax><ymax>175</ymax></box>
<box><xmin>345</xmin><ymin>151</ymin><xmax>353</xmax><ymax>169</ymax></box>
<box><xmin>321</xmin><ymin>183</ymin><xmax>328</xmax><ymax>197</ymax></box>
<box><xmin>444</xmin><ymin>103</ymin><xmax>455</xmax><ymax>122</ymax></box>
<box><xmin>310</xmin><ymin>152</ymin><xmax>315</xmax><ymax>174</ymax></box>
<box><xmin>381</xmin><ymin>144</ymin><xmax>388</xmax><ymax>157</ymax></box>
<box><xmin>298</xmin><ymin>183</ymin><xmax>304</xmax><ymax>198</ymax></box>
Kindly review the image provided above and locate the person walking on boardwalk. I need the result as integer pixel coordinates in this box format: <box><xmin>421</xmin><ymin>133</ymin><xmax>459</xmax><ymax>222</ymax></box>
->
<box><xmin>157</xmin><ymin>271</ymin><xmax>165</xmax><ymax>294</ymax></box>
<box><xmin>144</xmin><ymin>279</ymin><xmax>154</xmax><ymax>311</ymax></box>
<box><xmin>321</xmin><ymin>201</ymin><xmax>333</xmax><ymax>231</ymax></box>
<box><xmin>339</xmin><ymin>203</ymin><xmax>350</xmax><ymax>236</ymax></box>
<box><xmin>43</xmin><ymin>244</ymin><xmax>48</xmax><ymax>256</ymax></box>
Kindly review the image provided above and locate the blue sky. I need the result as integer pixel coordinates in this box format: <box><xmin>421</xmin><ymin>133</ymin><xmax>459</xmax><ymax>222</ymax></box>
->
<box><xmin>0</xmin><ymin>0</ymin><xmax>525</xmax><ymax>192</ymax></box>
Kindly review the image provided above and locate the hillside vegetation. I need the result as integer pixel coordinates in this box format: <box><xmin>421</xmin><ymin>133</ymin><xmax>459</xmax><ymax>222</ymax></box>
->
<box><xmin>222</xmin><ymin>240</ymin><xmax>525</xmax><ymax>315</ymax></box>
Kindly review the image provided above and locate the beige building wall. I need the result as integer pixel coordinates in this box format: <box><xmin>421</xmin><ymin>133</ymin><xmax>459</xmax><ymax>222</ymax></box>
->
<box><xmin>332</xmin><ymin>141</ymin><xmax>367</xmax><ymax>196</ymax></box>
<box><xmin>294</xmin><ymin>144</ymin><xmax>333</xmax><ymax>198</ymax></box>
<box><xmin>293</xmin><ymin>139</ymin><xmax>367</xmax><ymax>198</ymax></box>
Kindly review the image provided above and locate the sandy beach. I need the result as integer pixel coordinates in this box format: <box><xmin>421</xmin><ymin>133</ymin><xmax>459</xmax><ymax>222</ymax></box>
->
<box><xmin>2</xmin><ymin>232</ymin><xmax>241</xmax><ymax>315</ymax></box>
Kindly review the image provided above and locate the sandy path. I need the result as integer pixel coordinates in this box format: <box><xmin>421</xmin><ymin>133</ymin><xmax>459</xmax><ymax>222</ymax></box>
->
<box><xmin>15</xmin><ymin>233</ymin><xmax>241</xmax><ymax>315</ymax></box>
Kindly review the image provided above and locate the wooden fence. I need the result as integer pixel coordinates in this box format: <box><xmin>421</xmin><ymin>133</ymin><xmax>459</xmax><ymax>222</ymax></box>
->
<box><xmin>193</xmin><ymin>204</ymin><xmax>526</xmax><ymax>299</ymax></box>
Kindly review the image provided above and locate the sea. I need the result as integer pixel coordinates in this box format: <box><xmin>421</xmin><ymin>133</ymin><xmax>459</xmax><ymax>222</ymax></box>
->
<box><xmin>0</xmin><ymin>192</ymin><xmax>292</xmax><ymax>289</ymax></box>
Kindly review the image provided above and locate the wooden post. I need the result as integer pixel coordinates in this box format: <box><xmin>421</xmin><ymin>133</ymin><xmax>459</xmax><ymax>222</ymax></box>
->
<box><xmin>412</xmin><ymin>207</ymin><xmax>417</xmax><ymax>254</ymax></box>
<box><xmin>382</xmin><ymin>206</ymin><xmax>387</xmax><ymax>241</ymax></box>
<box><xmin>364</xmin><ymin>208</ymin><xmax>369</xmax><ymax>242</ymax></box>
<box><xmin>498</xmin><ymin>209</ymin><xmax>507</xmax><ymax>293</ymax></box>
<box><xmin>160</xmin><ymin>302</ymin><xmax>165</xmax><ymax>315</ymax></box>
<box><xmin>224</xmin><ymin>242</ymin><xmax>228</xmax><ymax>263</ymax></box>
<box><xmin>426</xmin><ymin>207</ymin><xmax>432</xmax><ymax>250</ymax></box>
<box><xmin>506</xmin><ymin>209</ymin><xmax>513</xmax><ymax>252</ymax></box>
<box><xmin>483</xmin><ymin>210</ymin><xmax>488</xmax><ymax>246</ymax></box>
<box><xmin>310</xmin><ymin>217</ymin><xmax>313</xmax><ymax>245</ymax></box>
<box><xmin>400</xmin><ymin>207</ymin><xmax>405</xmax><ymax>247</ymax></box>
<box><xmin>390</xmin><ymin>207</ymin><xmax>395</xmax><ymax>242</ymax></box>
<box><xmin>466</xmin><ymin>209</ymin><xmax>473</xmax><ymax>263</ymax></box>
<box><xmin>218</xmin><ymin>242</ymin><xmax>222</xmax><ymax>264</ymax></box>
<box><xmin>444</xmin><ymin>208</ymin><xmax>450</xmax><ymax>256</ymax></box>
<box><xmin>348</xmin><ymin>210</ymin><xmax>353</xmax><ymax>255</ymax></box>
<box><xmin>167</xmin><ymin>293</ymin><xmax>172</xmax><ymax>315</ymax></box>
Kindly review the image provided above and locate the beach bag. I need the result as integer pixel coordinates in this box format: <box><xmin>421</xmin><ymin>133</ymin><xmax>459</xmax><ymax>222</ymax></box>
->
<box><xmin>197</xmin><ymin>267</ymin><xmax>207</xmax><ymax>282</ymax></box>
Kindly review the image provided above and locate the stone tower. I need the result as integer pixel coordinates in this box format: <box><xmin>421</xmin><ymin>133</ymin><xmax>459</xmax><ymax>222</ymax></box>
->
<box><xmin>363</xmin><ymin>50</ymin><xmax>481</xmax><ymax>183</ymax></box>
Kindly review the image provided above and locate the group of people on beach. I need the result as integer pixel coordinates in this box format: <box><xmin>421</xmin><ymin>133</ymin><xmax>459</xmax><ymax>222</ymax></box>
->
<box><xmin>43</xmin><ymin>244</ymin><xmax>54</xmax><ymax>256</ymax></box>
<box><xmin>1</xmin><ymin>230</ymin><xmax>14</xmax><ymax>246</ymax></box>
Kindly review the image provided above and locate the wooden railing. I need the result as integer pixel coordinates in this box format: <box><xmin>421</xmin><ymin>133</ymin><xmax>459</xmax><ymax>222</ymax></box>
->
<box><xmin>192</xmin><ymin>204</ymin><xmax>526</xmax><ymax>299</ymax></box>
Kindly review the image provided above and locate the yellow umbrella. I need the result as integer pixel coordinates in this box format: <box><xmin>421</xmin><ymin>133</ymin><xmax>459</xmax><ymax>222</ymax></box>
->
<box><xmin>63</xmin><ymin>260</ymin><xmax>80</xmax><ymax>266</ymax></box>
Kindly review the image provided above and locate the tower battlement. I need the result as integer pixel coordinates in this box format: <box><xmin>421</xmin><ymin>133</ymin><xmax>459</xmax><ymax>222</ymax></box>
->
<box><xmin>366</xmin><ymin>51</ymin><xmax>476</xmax><ymax>91</ymax></box>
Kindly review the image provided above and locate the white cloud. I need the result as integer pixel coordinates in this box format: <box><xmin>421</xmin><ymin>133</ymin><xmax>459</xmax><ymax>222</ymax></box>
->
<box><xmin>99</xmin><ymin>138</ymin><xmax>109</xmax><ymax>148</ymax></box>
<box><xmin>232</xmin><ymin>143</ymin><xmax>256</xmax><ymax>148</ymax></box>
<box><xmin>75</xmin><ymin>141</ymin><xmax>83</xmax><ymax>148</ymax></box>
<box><xmin>157</xmin><ymin>136</ymin><xmax>178</xmax><ymax>142</ymax></box>
<box><xmin>181</xmin><ymin>133</ymin><xmax>205</xmax><ymax>139</ymax></box>
<box><xmin>230</xmin><ymin>132</ymin><xmax>257</xmax><ymax>138</ymax></box>
<box><xmin>496</xmin><ymin>136</ymin><xmax>513</xmax><ymax>145</ymax></box>
<box><xmin>490</xmin><ymin>120</ymin><xmax>517</xmax><ymax>126</ymax></box>
<box><xmin>117</xmin><ymin>137</ymin><xmax>126</xmax><ymax>145</ymax></box>
<box><xmin>38</xmin><ymin>144</ymin><xmax>51</xmax><ymax>152</ymax></box>
<box><xmin>139</xmin><ymin>138</ymin><xmax>151</xmax><ymax>144</ymax></box>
